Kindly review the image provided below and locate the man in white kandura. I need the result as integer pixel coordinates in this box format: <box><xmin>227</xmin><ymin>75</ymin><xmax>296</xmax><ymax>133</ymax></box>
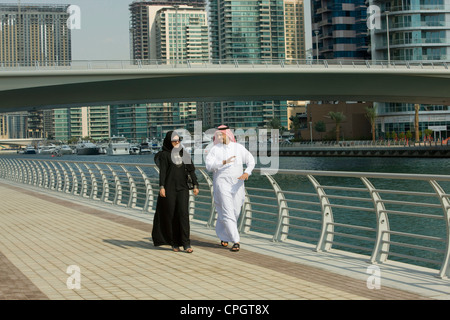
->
<box><xmin>205</xmin><ymin>125</ymin><xmax>255</xmax><ymax>252</ymax></box>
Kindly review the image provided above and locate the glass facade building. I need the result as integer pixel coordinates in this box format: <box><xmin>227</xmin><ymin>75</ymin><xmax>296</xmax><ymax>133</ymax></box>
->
<box><xmin>312</xmin><ymin>0</ymin><xmax>370</xmax><ymax>60</ymax></box>
<box><xmin>370</xmin><ymin>0</ymin><xmax>450</xmax><ymax>140</ymax></box>
<box><xmin>0</xmin><ymin>4</ymin><xmax>71</xmax><ymax>66</ymax></box>
<box><xmin>206</xmin><ymin>0</ymin><xmax>288</xmax><ymax>130</ymax></box>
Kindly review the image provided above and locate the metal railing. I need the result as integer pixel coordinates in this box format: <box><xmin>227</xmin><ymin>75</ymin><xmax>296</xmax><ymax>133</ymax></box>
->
<box><xmin>0</xmin><ymin>59</ymin><xmax>448</xmax><ymax>71</ymax></box>
<box><xmin>1</xmin><ymin>158</ymin><xmax>449</xmax><ymax>279</ymax></box>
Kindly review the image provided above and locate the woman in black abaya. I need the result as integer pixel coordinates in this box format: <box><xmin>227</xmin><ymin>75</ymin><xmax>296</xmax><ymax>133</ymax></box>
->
<box><xmin>152</xmin><ymin>131</ymin><xmax>199</xmax><ymax>253</ymax></box>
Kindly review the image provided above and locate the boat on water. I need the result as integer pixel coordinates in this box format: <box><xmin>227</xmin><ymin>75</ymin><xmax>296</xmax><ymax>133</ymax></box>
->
<box><xmin>76</xmin><ymin>141</ymin><xmax>100</xmax><ymax>155</ymax></box>
<box><xmin>38</xmin><ymin>144</ymin><xmax>58</xmax><ymax>155</ymax></box>
<box><xmin>24</xmin><ymin>145</ymin><xmax>37</xmax><ymax>154</ymax></box>
<box><xmin>60</xmin><ymin>145</ymin><xmax>74</xmax><ymax>155</ymax></box>
<box><xmin>107</xmin><ymin>136</ymin><xmax>131</xmax><ymax>156</ymax></box>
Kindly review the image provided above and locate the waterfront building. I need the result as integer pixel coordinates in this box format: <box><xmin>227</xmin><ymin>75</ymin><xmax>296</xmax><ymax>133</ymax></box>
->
<box><xmin>369</xmin><ymin>0</ymin><xmax>450</xmax><ymax>140</ymax></box>
<box><xmin>129</xmin><ymin>1</ymin><xmax>206</xmax><ymax>138</ymax></box>
<box><xmin>205</xmin><ymin>0</ymin><xmax>288</xmax><ymax>130</ymax></box>
<box><xmin>0</xmin><ymin>112</ymin><xmax>27</xmax><ymax>139</ymax></box>
<box><xmin>305</xmin><ymin>101</ymin><xmax>372</xmax><ymax>141</ymax></box>
<box><xmin>0</xmin><ymin>3</ymin><xmax>72</xmax><ymax>139</ymax></box>
<box><xmin>155</xmin><ymin>6</ymin><xmax>210</xmax><ymax>61</ymax></box>
<box><xmin>54</xmin><ymin>107</ymin><xmax>110</xmax><ymax>142</ymax></box>
<box><xmin>311</xmin><ymin>0</ymin><xmax>370</xmax><ymax>60</ymax></box>
<box><xmin>284</xmin><ymin>0</ymin><xmax>307</xmax><ymax>60</ymax></box>
<box><xmin>0</xmin><ymin>3</ymin><xmax>71</xmax><ymax>66</ymax></box>
<box><xmin>129</xmin><ymin>0</ymin><xmax>205</xmax><ymax>61</ymax></box>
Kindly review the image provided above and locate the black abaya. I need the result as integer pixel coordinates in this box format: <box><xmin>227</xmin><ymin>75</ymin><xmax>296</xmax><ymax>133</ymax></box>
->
<box><xmin>151</xmin><ymin>133</ymin><xmax>198</xmax><ymax>250</ymax></box>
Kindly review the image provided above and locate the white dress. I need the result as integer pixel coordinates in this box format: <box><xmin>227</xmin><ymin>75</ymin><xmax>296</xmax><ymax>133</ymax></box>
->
<box><xmin>205</xmin><ymin>142</ymin><xmax>255</xmax><ymax>243</ymax></box>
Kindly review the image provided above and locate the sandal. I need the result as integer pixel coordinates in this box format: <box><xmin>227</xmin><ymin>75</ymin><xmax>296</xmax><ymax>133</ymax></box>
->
<box><xmin>220</xmin><ymin>241</ymin><xmax>229</xmax><ymax>247</ymax></box>
<box><xmin>172</xmin><ymin>246</ymin><xmax>180</xmax><ymax>252</ymax></box>
<box><xmin>230</xmin><ymin>243</ymin><xmax>240</xmax><ymax>252</ymax></box>
<box><xmin>185</xmin><ymin>247</ymin><xmax>193</xmax><ymax>253</ymax></box>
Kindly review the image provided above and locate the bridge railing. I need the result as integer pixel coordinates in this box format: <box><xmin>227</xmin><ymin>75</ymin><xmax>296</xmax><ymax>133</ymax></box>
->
<box><xmin>1</xmin><ymin>158</ymin><xmax>449</xmax><ymax>279</ymax></box>
<box><xmin>0</xmin><ymin>59</ymin><xmax>448</xmax><ymax>71</ymax></box>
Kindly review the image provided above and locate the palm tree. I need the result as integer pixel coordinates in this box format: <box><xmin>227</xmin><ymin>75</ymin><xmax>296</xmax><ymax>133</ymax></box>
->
<box><xmin>414</xmin><ymin>104</ymin><xmax>420</xmax><ymax>141</ymax></box>
<box><xmin>365</xmin><ymin>106</ymin><xmax>377</xmax><ymax>143</ymax></box>
<box><xmin>326</xmin><ymin>111</ymin><xmax>346</xmax><ymax>142</ymax></box>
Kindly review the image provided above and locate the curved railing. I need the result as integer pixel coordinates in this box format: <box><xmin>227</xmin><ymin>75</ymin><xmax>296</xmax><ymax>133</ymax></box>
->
<box><xmin>0</xmin><ymin>59</ymin><xmax>448</xmax><ymax>71</ymax></box>
<box><xmin>0</xmin><ymin>158</ymin><xmax>449</xmax><ymax>279</ymax></box>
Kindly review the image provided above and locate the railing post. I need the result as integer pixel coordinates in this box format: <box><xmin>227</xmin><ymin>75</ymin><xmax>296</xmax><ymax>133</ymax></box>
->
<box><xmin>33</xmin><ymin>160</ymin><xmax>44</xmax><ymax>187</ymax></box>
<box><xmin>85</xmin><ymin>163</ymin><xmax>98</xmax><ymax>200</ymax></box>
<box><xmin>137</xmin><ymin>166</ymin><xmax>154</xmax><ymax>213</ymax></box>
<box><xmin>361</xmin><ymin>177</ymin><xmax>390</xmax><ymax>264</ymax></box>
<box><xmin>74</xmin><ymin>163</ymin><xmax>88</xmax><ymax>198</ymax></box>
<box><xmin>50</xmin><ymin>161</ymin><xmax>63</xmax><ymax>192</ymax></box>
<box><xmin>95</xmin><ymin>164</ymin><xmax>111</xmax><ymax>203</ymax></box>
<box><xmin>66</xmin><ymin>163</ymin><xmax>79</xmax><ymax>195</ymax></box>
<box><xmin>61</xmin><ymin>162</ymin><xmax>71</xmax><ymax>193</ymax></box>
<box><xmin>429</xmin><ymin>180</ymin><xmax>450</xmax><ymax>279</ymax></box>
<box><xmin>197</xmin><ymin>169</ymin><xmax>216</xmax><ymax>228</ymax></box>
<box><xmin>264</xmin><ymin>173</ymin><xmax>290</xmax><ymax>242</ymax></box>
<box><xmin>239</xmin><ymin>188</ymin><xmax>252</xmax><ymax>234</ymax></box>
<box><xmin>108</xmin><ymin>165</ymin><xmax>122</xmax><ymax>206</ymax></box>
<box><xmin>43</xmin><ymin>161</ymin><xmax>56</xmax><ymax>190</ymax></box>
<box><xmin>308</xmin><ymin>175</ymin><xmax>334</xmax><ymax>252</ymax></box>
<box><xmin>122</xmin><ymin>165</ymin><xmax>137</xmax><ymax>208</ymax></box>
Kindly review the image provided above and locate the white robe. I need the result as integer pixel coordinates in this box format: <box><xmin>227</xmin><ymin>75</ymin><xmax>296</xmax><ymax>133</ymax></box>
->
<box><xmin>205</xmin><ymin>142</ymin><xmax>255</xmax><ymax>243</ymax></box>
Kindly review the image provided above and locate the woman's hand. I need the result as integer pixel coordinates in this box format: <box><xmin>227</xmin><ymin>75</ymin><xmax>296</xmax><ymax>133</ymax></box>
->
<box><xmin>193</xmin><ymin>188</ymin><xmax>199</xmax><ymax>196</ymax></box>
<box><xmin>160</xmin><ymin>188</ymin><xmax>166</xmax><ymax>197</ymax></box>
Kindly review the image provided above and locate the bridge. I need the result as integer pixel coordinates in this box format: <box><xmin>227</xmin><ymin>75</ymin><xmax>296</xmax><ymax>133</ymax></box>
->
<box><xmin>0</xmin><ymin>138</ymin><xmax>43</xmax><ymax>146</ymax></box>
<box><xmin>0</xmin><ymin>59</ymin><xmax>450</xmax><ymax>112</ymax></box>
<box><xmin>0</xmin><ymin>157</ymin><xmax>449</xmax><ymax>301</ymax></box>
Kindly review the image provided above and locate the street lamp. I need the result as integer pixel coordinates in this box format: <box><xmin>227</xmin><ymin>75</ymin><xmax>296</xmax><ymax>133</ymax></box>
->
<box><xmin>385</xmin><ymin>11</ymin><xmax>390</xmax><ymax>66</ymax></box>
<box><xmin>314</xmin><ymin>30</ymin><xmax>319</xmax><ymax>64</ymax></box>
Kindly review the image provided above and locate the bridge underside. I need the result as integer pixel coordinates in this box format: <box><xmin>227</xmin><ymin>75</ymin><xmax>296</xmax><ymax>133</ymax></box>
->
<box><xmin>0</xmin><ymin>68</ymin><xmax>449</xmax><ymax>111</ymax></box>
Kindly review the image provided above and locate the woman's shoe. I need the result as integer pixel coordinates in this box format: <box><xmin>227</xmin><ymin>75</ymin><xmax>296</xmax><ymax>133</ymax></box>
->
<box><xmin>172</xmin><ymin>246</ymin><xmax>180</xmax><ymax>252</ymax></box>
<box><xmin>185</xmin><ymin>247</ymin><xmax>193</xmax><ymax>253</ymax></box>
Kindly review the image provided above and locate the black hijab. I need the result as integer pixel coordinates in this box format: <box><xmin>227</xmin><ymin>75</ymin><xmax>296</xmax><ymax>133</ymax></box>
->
<box><xmin>162</xmin><ymin>131</ymin><xmax>177</xmax><ymax>152</ymax></box>
<box><xmin>162</xmin><ymin>131</ymin><xmax>195</xmax><ymax>171</ymax></box>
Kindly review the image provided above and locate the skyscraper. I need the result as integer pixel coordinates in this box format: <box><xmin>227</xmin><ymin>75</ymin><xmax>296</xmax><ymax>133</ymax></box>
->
<box><xmin>369</xmin><ymin>0</ymin><xmax>450</xmax><ymax>140</ymax></box>
<box><xmin>129</xmin><ymin>0</ymin><xmax>205</xmax><ymax>61</ymax></box>
<box><xmin>0</xmin><ymin>3</ymin><xmax>72</xmax><ymax>66</ymax></box>
<box><xmin>284</xmin><ymin>0</ymin><xmax>307</xmax><ymax>60</ymax></box>
<box><xmin>209</xmin><ymin>0</ymin><xmax>286</xmax><ymax>61</ymax></box>
<box><xmin>155</xmin><ymin>6</ymin><xmax>210</xmax><ymax>61</ymax></box>
<box><xmin>205</xmin><ymin>0</ymin><xmax>288</xmax><ymax>130</ymax></box>
<box><xmin>311</xmin><ymin>0</ymin><xmax>370</xmax><ymax>60</ymax></box>
<box><xmin>0</xmin><ymin>3</ymin><xmax>72</xmax><ymax>139</ymax></box>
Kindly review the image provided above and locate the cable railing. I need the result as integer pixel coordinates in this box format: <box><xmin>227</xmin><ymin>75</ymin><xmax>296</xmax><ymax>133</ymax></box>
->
<box><xmin>0</xmin><ymin>158</ymin><xmax>449</xmax><ymax>279</ymax></box>
<box><xmin>0</xmin><ymin>59</ymin><xmax>448</xmax><ymax>71</ymax></box>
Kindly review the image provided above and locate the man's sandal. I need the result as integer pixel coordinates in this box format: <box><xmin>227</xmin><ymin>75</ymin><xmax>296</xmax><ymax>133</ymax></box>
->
<box><xmin>220</xmin><ymin>241</ymin><xmax>229</xmax><ymax>247</ymax></box>
<box><xmin>230</xmin><ymin>243</ymin><xmax>240</xmax><ymax>252</ymax></box>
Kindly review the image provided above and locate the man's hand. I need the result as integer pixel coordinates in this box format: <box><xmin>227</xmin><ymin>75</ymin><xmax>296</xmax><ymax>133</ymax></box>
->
<box><xmin>160</xmin><ymin>188</ymin><xmax>166</xmax><ymax>197</ymax></box>
<box><xmin>238</xmin><ymin>173</ymin><xmax>249</xmax><ymax>180</ymax></box>
<box><xmin>223</xmin><ymin>156</ymin><xmax>236</xmax><ymax>165</ymax></box>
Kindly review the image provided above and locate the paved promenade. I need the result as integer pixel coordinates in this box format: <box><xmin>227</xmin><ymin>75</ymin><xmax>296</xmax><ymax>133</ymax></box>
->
<box><xmin>0</xmin><ymin>179</ymin><xmax>449</xmax><ymax>303</ymax></box>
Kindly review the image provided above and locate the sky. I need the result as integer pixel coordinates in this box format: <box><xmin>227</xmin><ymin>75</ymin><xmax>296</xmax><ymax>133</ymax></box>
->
<box><xmin>23</xmin><ymin>0</ymin><xmax>133</xmax><ymax>60</ymax></box>
<box><xmin>15</xmin><ymin>0</ymin><xmax>312</xmax><ymax>61</ymax></box>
